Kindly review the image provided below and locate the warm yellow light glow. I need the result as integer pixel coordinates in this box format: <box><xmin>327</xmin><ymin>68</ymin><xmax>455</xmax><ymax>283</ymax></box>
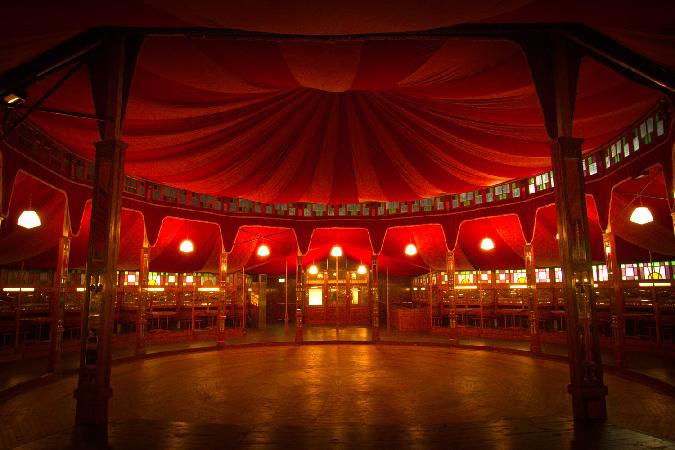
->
<box><xmin>630</xmin><ymin>206</ymin><xmax>654</xmax><ymax>225</ymax></box>
<box><xmin>2</xmin><ymin>287</ymin><xmax>20</xmax><ymax>292</ymax></box>
<box><xmin>186</xmin><ymin>275</ymin><xmax>194</xmax><ymax>283</ymax></box>
<box><xmin>639</xmin><ymin>282</ymin><xmax>671</xmax><ymax>287</ymax></box>
<box><xmin>76</xmin><ymin>287</ymin><xmax>85</xmax><ymax>292</ymax></box>
<box><xmin>455</xmin><ymin>285</ymin><xmax>478</xmax><ymax>290</ymax></box>
<box><xmin>555</xmin><ymin>233</ymin><xmax>559</xmax><ymax>240</ymax></box>
<box><xmin>146</xmin><ymin>287</ymin><xmax>165</xmax><ymax>292</ymax></box>
<box><xmin>509</xmin><ymin>284</ymin><xmax>528</xmax><ymax>289</ymax></box>
<box><xmin>197</xmin><ymin>287</ymin><xmax>219</xmax><ymax>292</ymax></box>
<box><xmin>127</xmin><ymin>274</ymin><xmax>136</xmax><ymax>283</ymax></box>
<box><xmin>357</xmin><ymin>264</ymin><xmax>367</xmax><ymax>275</ymax></box>
<box><xmin>179</xmin><ymin>239</ymin><xmax>194</xmax><ymax>253</ymax></box>
<box><xmin>308</xmin><ymin>264</ymin><xmax>319</xmax><ymax>275</ymax></box>
<box><xmin>3</xmin><ymin>93</ymin><xmax>23</xmax><ymax>104</ymax></box>
<box><xmin>330</xmin><ymin>245</ymin><xmax>343</xmax><ymax>257</ymax></box>
<box><xmin>404</xmin><ymin>243</ymin><xmax>417</xmax><ymax>256</ymax></box>
<box><xmin>17</xmin><ymin>210</ymin><xmax>41</xmax><ymax>229</ymax></box>
<box><xmin>257</xmin><ymin>244</ymin><xmax>270</xmax><ymax>257</ymax></box>
<box><xmin>480</xmin><ymin>237</ymin><xmax>495</xmax><ymax>251</ymax></box>
<box><xmin>278</xmin><ymin>278</ymin><xmax>285</xmax><ymax>283</ymax></box>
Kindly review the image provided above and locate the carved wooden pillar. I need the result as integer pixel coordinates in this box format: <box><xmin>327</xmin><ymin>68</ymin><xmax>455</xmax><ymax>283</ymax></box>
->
<box><xmin>217</xmin><ymin>252</ymin><xmax>228</xmax><ymax>347</ymax></box>
<box><xmin>525</xmin><ymin>243</ymin><xmax>541</xmax><ymax>353</ymax></box>
<box><xmin>74</xmin><ymin>32</ymin><xmax>141</xmax><ymax>426</ymax></box>
<box><xmin>446</xmin><ymin>250</ymin><xmax>457</xmax><ymax>339</ymax></box>
<box><xmin>295</xmin><ymin>254</ymin><xmax>304</xmax><ymax>343</ymax></box>
<box><xmin>135</xmin><ymin>246</ymin><xmax>148</xmax><ymax>357</ymax></box>
<box><xmin>427</xmin><ymin>271</ymin><xmax>433</xmax><ymax>328</ymax></box>
<box><xmin>371</xmin><ymin>253</ymin><xmax>380</xmax><ymax>342</ymax></box>
<box><xmin>551</xmin><ymin>136</ymin><xmax>608</xmax><ymax>420</ymax></box>
<box><xmin>323</xmin><ymin>269</ymin><xmax>329</xmax><ymax>322</ymax></box>
<box><xmin>521</xmin><ymin>30</ymin><xmax>607</xmax><ymax>421</ymax></box>
<box><xmin>49</xmin><ymin>234</ymin><xmax>70</xmax><ymax>372</ymax></box>
<box><xmin>603</xmin><ymin>230</ymin><xmax>626</xmax><ymax>369</ymax></box>
<box><xmin>345</xmin><ymin>269</ymin><xmax>351</xmax><ymax>325</ymax></box>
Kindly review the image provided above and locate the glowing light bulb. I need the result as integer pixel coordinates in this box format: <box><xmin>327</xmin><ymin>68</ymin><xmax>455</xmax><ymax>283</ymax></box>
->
<box><xmin>629</xmin><ymin>206</ymin><xmax>653</xmax><ymax>225</ymax></box>
<box><xmin>330</xmin><ymin>245</ymin><xmax>343</xmax><ymax>257</ymax></box>
<box><xmin>308</xmin><ymin>265</ymin><xmax>319</xmax><ymax>275</ymax></box>
<box><xmin>404</xmin><ymin>243</ymin><xmax>417</xmax><ymax>256</ymax></box>
<box><xmin>357</xmin><ymin>264</ymin><xmax>367</xmax><ymax>275</ymax></box>
<box><xmin>257</xmin><ymin>244</ymin><xmax>270</xmax><ymax>257</ymax></box>
<box><xmin>480</xmin><ymin>237</ymin><xmax>495</xmax><ymax>251</ymax></box>
<box><xmin>17</xmin><ymin>210</ymin><xmax>41</xmax><ymax>229</ymax></box>
<box><xmin>179</xmin><ymin>239</ymin><xmax>194</xmax><ymax>253</ymax></box>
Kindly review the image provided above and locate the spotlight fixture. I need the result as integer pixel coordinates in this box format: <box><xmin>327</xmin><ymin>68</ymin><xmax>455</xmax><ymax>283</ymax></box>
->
<box><xmin>404</xmin><ymin>243</ymin><xmax>417</xmax><ymax>256</ymax></box>
<box><xmin>257</xmin><ymin>243</ymin><xmax>270</xmax><ymax>257</ymax></box>
<box><xmin>480</xmin><ymin>237</ymin><xmax>495</xmax><ymax>251</ymax></box>
<box><xmin>629</xmin><ymin>206</ymin><xmax>653</xmax><ymax>225</ymax></box>
<box><xmin>357</xmin><ymin>264</ymin><xmax>367</xmax><ymax>275</ymax></box>
<box><xmin>17</xmin><ymin>209</ymin><xmax>41</xmax><ymax>229</ymax></box>
<box><xmin>2</xmin><ymin>92</ymin><xmax>24</xmax><ymax>105</ymax></box>
<box><xmin>179</xmin><ymin>239</ymin><xmax>194</xmax><ymax>253</ymax></box>
<box><xmin>330</xmin><ymin>245</ymin><xmax>343</xmax><ymax>257</ymax></box>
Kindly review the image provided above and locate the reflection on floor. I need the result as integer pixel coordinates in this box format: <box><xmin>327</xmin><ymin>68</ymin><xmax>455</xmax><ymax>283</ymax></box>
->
<box><xmin>1</xmin><ymin>345</ymin><xmax>675</xmax><ymax>449</ymax></box>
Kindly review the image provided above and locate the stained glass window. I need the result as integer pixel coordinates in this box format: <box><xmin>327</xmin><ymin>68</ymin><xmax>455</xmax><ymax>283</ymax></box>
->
<box><xmin>621</xmin><ymin>263</ymin><xmax>639</xmax><ymax>281</ymax></box>
<box><xmin>638</xmin><ymin>261</ymin><xmax>669</xmax><ymax>280</ymax></box>
<box><xmin>592</xmin><ymin>265</ymin><xmax>608</xmax><ymax>282</ymax></box>
<box><xmin>511</xmin><ymin>269</ymin><xmax>527</xmax><ymax>284</ymax></box>
<box><xmin>456</xmin><ymin>271</ymin><xmax>475</xmax><ymax>285</ymax></box>
<box><xmin>535</xmin><ymin>268</ymin><xmax>550</xmax><ymax>283</ymax></box>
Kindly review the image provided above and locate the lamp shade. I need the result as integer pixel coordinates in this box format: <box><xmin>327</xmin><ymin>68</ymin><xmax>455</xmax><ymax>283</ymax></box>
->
<box><xmin>257</xmin><ymin>244</ymin><xmax>270</xmax><ymax>257</ymax></box>
<box><xmin>308</xmin><ymin>264</ymin><xmax>319</xmax><ymax>275</ymax></box>
<box><xmin>357</xmin><ymin>264</ymin><xmax>367</xmax><ymax>275</ymax></box>
<box><xmin>330</xmin><ymin>245</ymin><xmax>343</xmax><ymax>257</ymax></box>
<box><xmin>404</xmin><ymin>243</ymin><xmax>417</xmax><ymax>256</ymax></box>
<box><xmin>17</xmin><ymin>210</ymin><xmax>41</xmax><ymax>229</ymax></box>
<box><xmin>629</xmin><ymin>206</ymin><xmax>654</xmax><ymax>225</ymax></box>
<box><xmin>480</xmin><ymin>237</ymin><xmax>495</xmax><ymax>251</ymax></box>
<box><xmin>179</xmin><ymin>239</ymin><xmax>194</xmax><ymax>253</ymax></box>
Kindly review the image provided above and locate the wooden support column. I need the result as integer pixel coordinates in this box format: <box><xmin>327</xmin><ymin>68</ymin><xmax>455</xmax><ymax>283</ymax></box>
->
<box><xmin>345</xmin><ymin>269</ymin><xmax>351</xmax><ymax>324</ymax></box>
<box><xmin>74</xmin><ymin>32</ymin><xmax>141</xmax><ymax>426</ymax></box>
<box><xmin>521</xmin><ymin>30</ymin><xmax>607</xmax><ymax>421</ymax></box>
<box><xmin>217</xmin><ymin>252</ymin><xmax>228</xmax><ymax>347</ymax></box>
<box><xmin>603</xmin><ymin>230</ymin><xmax>626</xmax><ymax>369</ymax></box>
<box><xmin>371</xmin><ymin>253</ymin><xmax>380</xmax><ymax>342</ymax></box>
<box><xmin>525</xmin><ymin>243</ymin><xmax>541</xmax><ymax>353</ymax></box>
<box><xmin>135</xmin><ymin>246</ymin><xmax>148</xmax><ymax>357</ymax></box>
<box><xmin>446</xmin><ymin>250</ymin><xmax>457</xmax><ymax>338</ymax></box>
<box><xmin>428</xmin><ymin>271</ymin><xmax>433</xmax><ymax>328</ymax></box>
<box><xmin>323</xmin><ymin>270</ymin><xmax>329</xmax><ymax>321</ymax></box>
<box><xmin>295</xmin><ymin>254</ymin><xmax>304</xmax><ymax>343</ymax></box>
<box><xmin>49</xmin><ymin>234</ymin><xmax>70</xmax><ymax>373</ymax></box>
<box><xmin>241</xmin><ymin>268</ymin><xmax>246</xmax><ymax>329</ymax></box>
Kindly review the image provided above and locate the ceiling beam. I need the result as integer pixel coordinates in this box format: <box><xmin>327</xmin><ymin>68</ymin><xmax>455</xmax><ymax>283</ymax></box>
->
<box><xmin>1</xmin><ymin>23</ymin><xmax>673</xmax><ymax>105</ymax></box>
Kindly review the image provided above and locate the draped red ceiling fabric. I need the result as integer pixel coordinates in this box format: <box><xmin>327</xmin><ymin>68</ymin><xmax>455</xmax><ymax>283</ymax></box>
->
<box><xmin>69</xmin><ymin>203</ymin><xmax>146</xmax><ymax>270</ymax></box>
<box><xmin>25</xmin><ymin>38</ymin><xmax>661</xmax><ymax>204</ymax></box>
<box><xmin>609</xmin><ymin>172</ymin><xmax>675</xmax><ymax>262</ymax></box>
<box><xmin>149</xmin><ymin>217</ymin><xmax>222</xmax><ymax>273</ymax></box>
<box><xmin>0</xmin><ymin>173</ymin><xmax>65</xmax><ymax>268</ymax></box>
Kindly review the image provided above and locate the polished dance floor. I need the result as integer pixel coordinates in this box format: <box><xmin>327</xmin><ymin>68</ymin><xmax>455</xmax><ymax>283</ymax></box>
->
<box><xmin>2</xmin><ymin>343</ymin><xmax>675</xmax><ymax>449</ymax></box>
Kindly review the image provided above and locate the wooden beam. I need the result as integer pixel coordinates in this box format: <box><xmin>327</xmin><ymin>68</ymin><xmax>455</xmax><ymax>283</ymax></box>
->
<box><xmin>523</xmin><ymin>30</ymin><xmax>608</xmax><ymax>421</ymax></box>
<box><xmin>371</xmin><ymin>253</ymin><xmax>380</xmax><ymax>342</ymax></box>
<box><xmin>0</xmin><ymin>29</ymin><xmax>104</xmax><ymax>98</ymax></box>
<box><xmin>74</xmin><ymin>31</ymin><xmax>141</xmax><ymax>426</ymax></box>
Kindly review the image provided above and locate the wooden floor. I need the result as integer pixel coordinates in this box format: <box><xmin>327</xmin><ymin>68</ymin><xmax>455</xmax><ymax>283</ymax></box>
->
<box><xmin>2</xmin><ymin>344</ymin><xmax>675</xmax><ymax>449</ymax></box>
<box><xmin>14</xmin><ymin>417</ymin><xmax>675</xmax><ymax>449</ymax></box>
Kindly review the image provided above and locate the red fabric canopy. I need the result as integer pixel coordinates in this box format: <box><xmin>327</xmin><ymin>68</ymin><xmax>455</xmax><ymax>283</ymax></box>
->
<box><xmin>24</xmin><ymin>41</ymin><xmax>661</xmax><ymax>204</ymax></box>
